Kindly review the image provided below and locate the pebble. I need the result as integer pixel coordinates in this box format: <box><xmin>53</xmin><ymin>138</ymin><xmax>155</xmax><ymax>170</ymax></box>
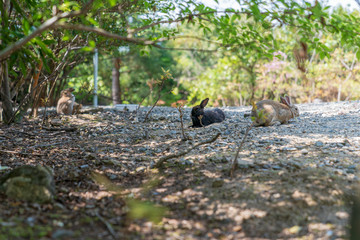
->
<box><xmin>314</xmin><ymin>141</ymin><xmax>324</xmax><ymax>147</ymax></box>
<box><xmin>301</xmin><ymin>149</ymin><xmax>309</xmax><ymax>155</ymax></box>
<box><xmin>52</xmin><ymin>229</ymin><xmax>75</xmax><ymax>239</ymax></box>
<box><xmin>281</xmin><ymin>147</ymin><xmax>297</xmax><ymax>152</ymax></box>
<box><xmin>272</xmin><ymin>165</ymin><xmax>282</xmax><ymax>170</ymax></box>
<box><xmin>348</xmin><ymin>165</ymin><xmax>357</xmax><ymax>170</ymax></box>
<box><xmin>108</xmin><ymin>174</ymin><xmax>117</xmax><ymax>180</ymax></box>
<box><xmin>136</xmin><ymin>166</ymin><xmax>146</xmax><ymax>173</ymax></box>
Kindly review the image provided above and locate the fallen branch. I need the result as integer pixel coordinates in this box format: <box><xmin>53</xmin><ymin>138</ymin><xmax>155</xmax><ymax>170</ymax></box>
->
<box><xmin>230</xmin><ymin>123</ymin><xmax>254</xmax><ymax>178</ymax></box>
<box><xmin>95</xmin><ymin>212</ymin><xmax>118</xmax><ymax>240</ymax></box>
<box><xmin>154</xmin><ymin>133</ymin><xmax>221</xmax><ymax>168</ymax></box>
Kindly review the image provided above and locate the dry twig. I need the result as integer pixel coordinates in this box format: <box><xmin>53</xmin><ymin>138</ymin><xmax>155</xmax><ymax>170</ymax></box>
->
<box><xmin>172</xmin><ymin>102</ymin><xmax>188</xmax><ymax>140</ymax></box>
<box><xmin>144</xmin><ymin>69</ymin><xmax>172</xmax><ymax>122</ymax></box>
<box><xmin>230</xmin><ymin>123</ymin><xmax>254</xmax><ymax>178</ymax></box>
<box><xmin>154</xmin><ymin>133</ymin><xmax>221</xmax><ymax>168</ymax></box>
<box><xmin>94</xmin><ymin>212</ymin><xmax>118</xmax><ymax>240</ymax></box>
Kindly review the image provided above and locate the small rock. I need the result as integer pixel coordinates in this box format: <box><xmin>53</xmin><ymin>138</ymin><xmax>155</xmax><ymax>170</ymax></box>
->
<box><xmin>108</xmin><ymin>174</ymin><xmax>117</xmax><ymax>180</ymax></box>
<box><xmin>54</xmin><ymin>203</ymin><xmax>66</xmax><ymax>210</ymax></box>
<box><xmin>52</xmin><ymin>229</ymin><xmax>75</xmax><ymax>239</ymax></box>
<box><xmin>262</xmin><ymin>164</ymin><xmax>271</xmax><ymax>169</ymax></box>
<box><xmin>50</xmin><ymin>119</ymin><xmax>62</xmax><ymax>126</ymax></box>
<box><xmin>314</xmin><ymin>141</ymin><xmax>324</xmax><ymax>147</ymax></box>
<box><xmin>85</xmin><ymin>153</ymin><xmax>97</xmax><ymax>160</ymax></box>
<box><xmin>187</xmin><ymin>132</ymin><xmax>196</xmax><ymax>139</ymax></box>
<box><xmin>289</xmin><ymin>161</ymin><xmax>303</xmax><ymax>169</ymax></box>
<box><xmin>181</xmin><ymin>159</ymin><xmax>193</xmax><ymax>166</ymax></box>
<box><xmin>301</xmin><ymin>149</ymin><xmax>309</xmax><ymax>155</ymax></box>
<box><xmin>0</xmin><ymin>222</ymin><xmax>16</xmax><ymax>227</ymax></box>
<box><xmin>281</xmin><ymin>147</ymin><xmax>297</xmax><ymax>152</ymax></box>
<box><xmin>272</xmin><ymin>165</ymin><xmax>282</xmax><ymax>170</ymax></box>
<box><xmin>348</xmin><ymin>165</ymin><xmax>357</xmax><ymax>170</ymax></box>
<box><xmin>224</xmin><ymin>130</ymin><xmax>231</xmax><ymax>135</ymax></box>
<box><xmin>26</xmin><ymin>216</ymin><xmax>35</xmax><ymax>226</ymax></box>
<box><xmin>136</xmin><ymin>166</ymin><xmax>146</xmax><ymax>173</ymax></box>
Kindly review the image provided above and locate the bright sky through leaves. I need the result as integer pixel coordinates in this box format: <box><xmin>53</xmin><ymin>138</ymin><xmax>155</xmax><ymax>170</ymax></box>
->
<box><xmin>205</xmin><ymin>0</ymin><xmax>360</xmax><ymax>10</ymax></box>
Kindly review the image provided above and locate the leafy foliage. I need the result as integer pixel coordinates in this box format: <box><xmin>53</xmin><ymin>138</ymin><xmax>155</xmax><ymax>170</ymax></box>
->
<box><xmin>1</xmin><ymin>0</ymin><xmax>360</xmax><ymax>123</ymax></box>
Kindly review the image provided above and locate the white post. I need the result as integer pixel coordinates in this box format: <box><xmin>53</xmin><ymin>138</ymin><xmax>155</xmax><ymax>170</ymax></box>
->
<box><xmin>93</xmin><ymin>48</ymin><xmax>98</xmax><ymax>107</ymax></box>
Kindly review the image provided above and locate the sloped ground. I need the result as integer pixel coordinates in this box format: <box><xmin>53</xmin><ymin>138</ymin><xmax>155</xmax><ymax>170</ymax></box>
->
<box><xmin>0</xmin><ymin>101</ymin><xmax>359</xmax><ymax>239</ymax></box>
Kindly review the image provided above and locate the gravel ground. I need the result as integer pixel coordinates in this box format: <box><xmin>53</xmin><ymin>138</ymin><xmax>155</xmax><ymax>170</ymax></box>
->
<box><xmin>129</xmin><ymin>100</ymin><xmax>360</xmax><ymax>239</ymax></box>
<box><xmin>1</xmin><ymin>100</ymin><xmax>359</xmax><ymax>239</ymax></box>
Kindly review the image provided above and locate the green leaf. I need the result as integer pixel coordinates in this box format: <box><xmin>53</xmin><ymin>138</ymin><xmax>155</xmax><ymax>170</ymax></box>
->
<box><xmin>140</xmin><ymin>49</ymin><xmax>149</xmax><ymax>56</ymax></box>
<box><xmin>81</xmin><ymin>46</ymin><xmax>95</xmax><ymax>52</ymax></box>
<box><xmin>250</xmin><ymin>4</ymin><xmax>262</xmax><ymax>21</ymax></box>
<box><xmin>356</xmin><ymin>50</ymin><xmax>360</xmax><ymax>60</ymax></box>
<box><xmin>19</xmin><ymin>59</ymin><xmax>27</xmax><ymax>76</ymax></box>
<box><xmin>127</xmin><ymin>199</ymin><xmax>167</xmax><ymax>224</ymax></box>
<box><xmin>34</xmin><ymin>38</ymin><xmax>54</xmax><ymax>57</ymax></box>
<box><xmin>107</xmin><ymin>0</ymin><xmax>116</xmax><ymax>7</ymax></box>
<box><xmin>22</xmin><ymin>19</ymin><xmax>30</xmax><ymax>35</ymax></box>
<box><xmin>40</xmin><ymin>53</ymin><xmax>51</xmax><ymax>73</ymax></box>
<box><xmin>89</xmin><ymin>40</ymin><xmax>96</xmax><ymax>48</ymax></box>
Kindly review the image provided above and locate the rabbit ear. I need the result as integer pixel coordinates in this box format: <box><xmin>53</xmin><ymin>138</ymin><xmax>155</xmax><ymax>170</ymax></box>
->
<box><xmin>285</xmin><ymin>96</ymin><xmax>292</xmax><ymax>105</ymax></box>
<box><xmin>200</xmin><ymin>98</ymin><xmax>209</xmax><ymax>108</ymax></box>
<box><xmin>280</xmin><ymin>97</ymin><xmax>288</xmax><ymax>106</ymax></box>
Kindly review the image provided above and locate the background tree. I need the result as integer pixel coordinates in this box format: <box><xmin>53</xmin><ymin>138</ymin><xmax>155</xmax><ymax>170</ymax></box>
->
<box><xmin>1</xmin><ymin>0</ymin><xmax>360</xmax><ymax>123</ymax></box>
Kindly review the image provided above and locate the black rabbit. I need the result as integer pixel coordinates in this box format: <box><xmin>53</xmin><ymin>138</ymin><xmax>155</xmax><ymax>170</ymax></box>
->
<box><xmin>191</xmin><ymin>98</ymin><xmax>225</xmax><ymax>127</ymax></box>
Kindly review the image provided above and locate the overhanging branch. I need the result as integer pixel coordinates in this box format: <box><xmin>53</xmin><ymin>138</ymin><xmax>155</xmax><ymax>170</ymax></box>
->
<box><xmin>0</xmin><ymin>0</ymin><xmax>95</xmax><ymax>61</ymax></box>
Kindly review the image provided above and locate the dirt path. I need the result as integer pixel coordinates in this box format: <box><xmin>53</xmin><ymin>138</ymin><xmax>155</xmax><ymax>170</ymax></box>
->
<box><xmin>0</xmin><ymin>101</ymin><xmax>359</xmax><ymax>239</ymax></box>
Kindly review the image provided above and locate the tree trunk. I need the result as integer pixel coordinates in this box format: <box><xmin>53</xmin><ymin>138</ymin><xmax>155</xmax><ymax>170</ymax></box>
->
<box><xmin>112</xmin><ymin>58</ymin><xmax>122</xmax><ymax>105</ymax></box>
<box><xmin>0</xmin><ymin>61</ymin><xmax>14</xmax><ymax>123</ymax></box>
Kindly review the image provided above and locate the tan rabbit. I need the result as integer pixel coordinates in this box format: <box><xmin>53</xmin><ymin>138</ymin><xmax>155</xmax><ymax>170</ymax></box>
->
<box><xmin>251</xmin><ymin>96</ymin><xmax>299</xmax><ymax>126</ymax></box>
<box><xmin>72</xmin><ymin>102</ymin><xmax>82</xmax><ymax>115</ymax></box>
<box><xmin>56</xmin><ymin>88</ymin><xmax>75</xmax><ymax>115</ymax></box>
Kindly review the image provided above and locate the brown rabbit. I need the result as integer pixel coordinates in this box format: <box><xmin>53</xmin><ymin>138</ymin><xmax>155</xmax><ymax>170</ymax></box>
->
<box><xmin>72</xmin><ymin>102</ymin><xmax>82</xmax><ymax>115</ymax></box>
<box><xmin>251</xmin><ymin>96</ymin><xmax>299</xmax><ymax>126</ymax></box>
<box><xmin>56</xmin><ymin>88</ymin><xmax>75</xmax><ymax>115</ymax></box>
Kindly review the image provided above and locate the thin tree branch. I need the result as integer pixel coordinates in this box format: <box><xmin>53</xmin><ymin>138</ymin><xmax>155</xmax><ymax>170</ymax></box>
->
<box><xmin>154</xmin><ymin>133</ymin><xmax>221</xmax><ymax>168</ymax></box>
<box><xmin>130</xmin><ymin>11</ymin><xmax>221</xmax><ymax>34</ymax></box>
<box><xmin>152</xmin><ymin>45</ymin><xmax>219</xmax><ymax>52</ymax></box>
<box><xmin>230</xmin><ymin>123</ymin><xmax>254</xmax><ymax>178</ymax></box>
<box><xmin>0</xmin><ymin>0</ymin><xmax>95</xmax><ymax>61</ymax></box>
